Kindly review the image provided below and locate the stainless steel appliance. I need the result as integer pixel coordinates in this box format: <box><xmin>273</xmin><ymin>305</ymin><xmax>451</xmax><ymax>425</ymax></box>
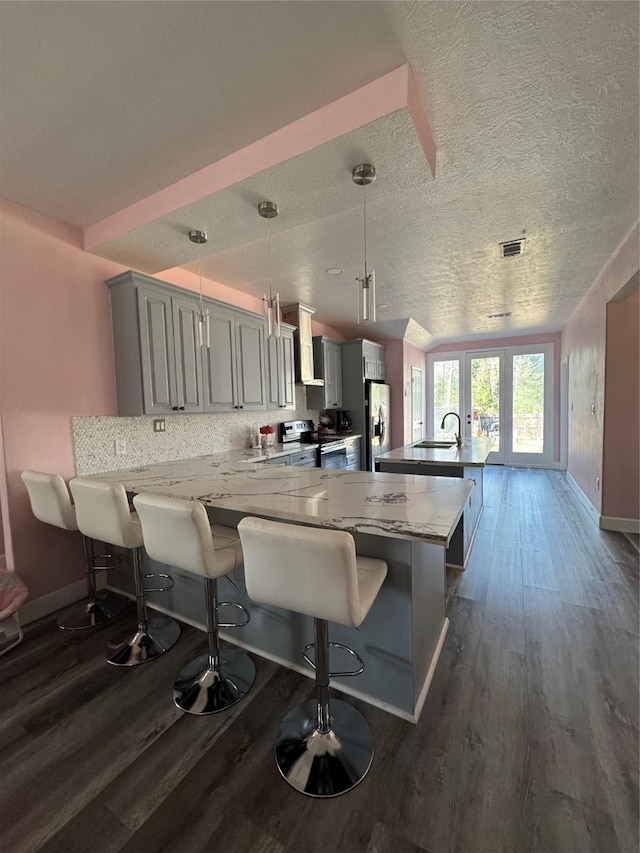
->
<box><xmin>278</xmin><ymin>419</ymin><xmax>348</xmax><ymax>469</ymax></box>
<box><xmin>318</xmin><ymin>439</ymin><xmax>348</xmax><ymax>469</ymax></box>
<box><xmin>335</xmin><ymin>409</ymin><xmax>353</xmax><ymax>433</ymax></box>
<box><xmin>366</xmin><ymin>382</ymin><xmax>391</xmax><ymax>470</ymax></box>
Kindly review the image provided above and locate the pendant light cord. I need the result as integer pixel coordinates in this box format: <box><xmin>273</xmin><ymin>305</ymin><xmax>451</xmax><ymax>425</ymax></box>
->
<box><xmin>363</xmin><ymin>182</ymin><xmax>368</xmax><ymax>280</ymax></box>
<box><xmin>267</xmin><ymin>214</ymin><xmax>272</xmax><ymax>301</ymax></box>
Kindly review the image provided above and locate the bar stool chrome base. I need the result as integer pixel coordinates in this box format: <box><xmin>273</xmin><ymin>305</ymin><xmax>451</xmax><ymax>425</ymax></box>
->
<box><xmin>57</xmin><ymin>591</ymin><xmax>126</xmax><ymax>631</ymax></box>
<box><xmin>107</xmin><ymin>615</ymin><xmax>180</xmax><ymax>667</ymax></box>
<box><xmin>275</xmin><ymin>698</ymin><xmax>373</xmax><ymax>798</ymax></box>
<box><xmin>173</xmin><ymin>645</ymin><xmax>256</xmax><ymax>714</ymax></box>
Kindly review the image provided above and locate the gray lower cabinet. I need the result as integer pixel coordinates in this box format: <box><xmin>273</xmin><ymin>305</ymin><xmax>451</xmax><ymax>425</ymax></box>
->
<box><xmin>288</xmin><ymin>448</ymin><xmax>318</xmax><ymax>467</ymax></box>
<box><xmin>344</xmin><ymin>436</ymin><xmax>361</xmax><ymax>471</ymax></box>
<box><xmin>266</xmin><ymin>326</ymin><xmax>296</xmax><ymax>411</ymax></box>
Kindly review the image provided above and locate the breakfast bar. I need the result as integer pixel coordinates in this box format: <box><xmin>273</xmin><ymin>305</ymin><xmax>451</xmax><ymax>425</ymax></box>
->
<box><xmin>83</xmin><ymin>457</ymin><xmax>472</xmax><ymax>722</ymax></box>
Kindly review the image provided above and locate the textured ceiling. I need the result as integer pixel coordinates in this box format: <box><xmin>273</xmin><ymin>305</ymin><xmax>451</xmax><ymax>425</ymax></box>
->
<box><xmin>1</xmin><ymin>1</ymin><xmax>638</xmax><ymax>346</ymax></box>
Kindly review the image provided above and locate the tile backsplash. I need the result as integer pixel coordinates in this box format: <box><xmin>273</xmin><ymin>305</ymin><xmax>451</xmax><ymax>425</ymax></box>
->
<box><xmin>73</xmin><ymin>388</ymin><xmax>319</xmax><ymax>475</ymax></box>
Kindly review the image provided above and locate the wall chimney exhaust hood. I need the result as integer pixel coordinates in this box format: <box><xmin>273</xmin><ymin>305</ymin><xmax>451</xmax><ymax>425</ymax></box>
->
<box><xmin>281</xmin><ymin>303</ymin><xmax>324</xmax><ymax>386</ymax></box>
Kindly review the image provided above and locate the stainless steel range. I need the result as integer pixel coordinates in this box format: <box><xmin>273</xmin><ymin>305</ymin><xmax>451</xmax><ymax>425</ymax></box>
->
<box><xmin>278</xmin><ymin>420</ymin><xmax>348</xmax><ymax>469</ymax></box>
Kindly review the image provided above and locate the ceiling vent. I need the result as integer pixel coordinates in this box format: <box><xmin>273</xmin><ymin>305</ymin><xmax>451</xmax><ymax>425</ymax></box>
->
<box><xmin>499</xmin><ymin>238</ymin><xmax>525</xmax><ymax>258</ymax></box>
<box><xmin>487</xmin><ymin>311</ymin><xmax>512</xmax><ymax>319</ymax></box>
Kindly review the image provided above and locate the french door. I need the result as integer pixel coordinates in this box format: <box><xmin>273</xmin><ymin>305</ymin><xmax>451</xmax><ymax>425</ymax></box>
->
<box><xmin>427</xmin><ymin>344</ymin><xmax>554</xmax><ymax>466</ymax></box>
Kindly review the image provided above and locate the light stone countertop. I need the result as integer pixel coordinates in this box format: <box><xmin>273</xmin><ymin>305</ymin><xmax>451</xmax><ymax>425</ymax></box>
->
<box><xmin>376</xmin><ymin>436</ymin><xmax>493</xmax><ymax>468</ymax></box>
<box><xmin>82</xmin><ymin>454</ymin><xmax>472</xmax><ymax>546</ymax></box>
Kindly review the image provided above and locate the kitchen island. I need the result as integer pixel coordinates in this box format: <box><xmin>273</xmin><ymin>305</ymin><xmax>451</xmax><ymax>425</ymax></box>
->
<box><xmin>375</xmin><ymin>436</ymin><xmax>492</xmax><ymax>569</ymax></box>
<box><xmin>82</xmin><ymin>457</ymin><xmax>472</xmax><ymax>722</ymax></box>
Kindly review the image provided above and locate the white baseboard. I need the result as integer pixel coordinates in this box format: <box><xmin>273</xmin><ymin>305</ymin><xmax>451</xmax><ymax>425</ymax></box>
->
<box><xmin>21</xmin><ymin>579</ymin><xmax>86</xmax><ymax>626</ymax></box>
<box><xmin>565</xmin><ymin>472</ymin><xmax>600</xmax><ymax>527</ymax></box>
<box><xmin>600</xmin><ymin>516</ymin><xmax>640</xmax><ymax>534</ymax></box>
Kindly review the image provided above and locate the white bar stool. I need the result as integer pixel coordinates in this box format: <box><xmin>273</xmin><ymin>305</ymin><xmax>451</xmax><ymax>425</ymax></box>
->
<box><xmin>68</xmin><ymin>478</ymin><xmax>180</xmax><ymax>665</ymax></box>
<box><xmin>21</xmin><ymin>470</ymin><xmax>126</xmax><ymax>630</ymax></box>
<box><xmin>133</xmin><ymin>492</ymin><xmax>256</xmax><ymax>715</ymax></box>
<box><xmin>237</xmin><ymin>516</ymin><xmax>387</xmax><ymax>798</ymax></box>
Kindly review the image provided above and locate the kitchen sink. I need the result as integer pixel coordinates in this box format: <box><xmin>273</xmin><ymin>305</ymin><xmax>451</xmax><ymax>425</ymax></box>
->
<box><xmin>413</xmin><ymin>440</ymin><xmax>456</xmax><ymax>449</ymax></box>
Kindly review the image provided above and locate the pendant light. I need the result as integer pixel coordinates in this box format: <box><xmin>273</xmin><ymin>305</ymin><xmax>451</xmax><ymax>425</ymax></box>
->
<box><xmin>258</xmin><ymin>201</ymin><xmax>280</xmax><ymax>338</ymax></box>
<box><xmin>352</xmin><ymin>163</ymin><xmax>376</xmax><ymax>324</ymax></box>
<box><xmin>188</xmin><ymin>229</ymin><xmax>210</xmax><ymax>348</ymax></box>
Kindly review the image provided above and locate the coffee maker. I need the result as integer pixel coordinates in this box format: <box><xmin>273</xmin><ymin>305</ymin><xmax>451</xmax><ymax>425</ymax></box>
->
<box><xmin>335</xmin><ymin>410</ymin><xmax>353</xmax><ymax>433</ymax></box>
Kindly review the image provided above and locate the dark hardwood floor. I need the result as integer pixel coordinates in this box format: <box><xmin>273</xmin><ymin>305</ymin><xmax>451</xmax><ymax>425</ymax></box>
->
<box><xmin>1</xmin><ymin>468</ymin><xmax>638</xmax><ymax>853</ymax></box>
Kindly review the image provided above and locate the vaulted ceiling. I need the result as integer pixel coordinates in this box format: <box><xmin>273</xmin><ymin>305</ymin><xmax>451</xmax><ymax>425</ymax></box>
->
<box><xmin>1</xmin><ymin>1</ymin><xmax>638</xmax><ymax>345</ymax></box>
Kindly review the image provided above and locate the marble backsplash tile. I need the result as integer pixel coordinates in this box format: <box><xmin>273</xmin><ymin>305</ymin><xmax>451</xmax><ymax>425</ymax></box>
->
<box><xmin>73</xmin><ymin>388</ymin><xmax>319</xmax><ymax>475</ymax></box>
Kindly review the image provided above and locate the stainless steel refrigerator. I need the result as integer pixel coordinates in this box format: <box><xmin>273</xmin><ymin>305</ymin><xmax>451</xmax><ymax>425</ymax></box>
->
<box><xmin>366</xmin><ymin>382</ymin><xmax>391</xmax><ymax>470</ymax></box>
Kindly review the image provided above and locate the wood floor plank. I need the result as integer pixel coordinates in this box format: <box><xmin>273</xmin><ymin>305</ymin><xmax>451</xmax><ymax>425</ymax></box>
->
<box><xmin>1</xmin><ymin>468</ymin><xmax>636</xmax><ymax>853</ymax></box>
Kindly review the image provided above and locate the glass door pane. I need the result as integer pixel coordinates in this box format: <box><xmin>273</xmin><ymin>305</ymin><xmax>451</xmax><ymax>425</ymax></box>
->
<box><xmin>465</xmin><ymin>350</ymin><xmax>505</xmax><ymax>463</ymax></box>
<box><xmin>432</xmin><ymin>358</ymin><xmax>460</xmax><ymax>435</ymax></box>
<box><xmin>506</xmin><ymin>344</ymin><xmax>553</xmax><ymax>465</ymax></box>
<box><xmin>512</xmin><ymin>353</ymin><xmax>544</xmax><ymax>454</ymax></box>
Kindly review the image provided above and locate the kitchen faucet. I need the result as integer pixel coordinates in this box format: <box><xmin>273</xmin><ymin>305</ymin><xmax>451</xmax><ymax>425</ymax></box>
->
<box><xmin>440</xmin><ymin>412</ymin><xmax>462</xmax><ymax>446</ymax></box>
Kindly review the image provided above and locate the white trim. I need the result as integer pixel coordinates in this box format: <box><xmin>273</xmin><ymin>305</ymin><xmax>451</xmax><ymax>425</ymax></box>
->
<box><xmin>412</xmin><ymin>617</ymin><xmax>449</xmax><ymax>722</ymax></box>
<box><xmin>560</xmin><ymin>358</ymin><xmax>569</xmax><ymax>471</ymax></box>
<box><xmin>565</xmin><ymin>473</ymin><xmax>600</xmax><ymax>527</ymax></box>
<box><xmin>600</xmin><ymin>516</ymin><xmax>640</xmax><ymax>534</ymax></box>
<box><xmin>21</xmin><ymin>579</ymin><xmax>86</xmax><ymax>625</ymax></box>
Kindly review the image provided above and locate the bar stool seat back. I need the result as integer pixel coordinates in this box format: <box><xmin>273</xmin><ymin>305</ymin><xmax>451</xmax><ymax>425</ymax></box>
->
<box><xmin>133</xmin><ymin>492</ymin><xmax>254</xmax><ymax>715</ymax></box>
<box><xmin>132</xmin><ymin>493</ymin><xmax>241</xmax><ymax>579</ymax></box>
<box><xmin>238</xmin><ymin>516</ymin><xmax>387</xmax><ymax>798</ymax></box>
<box><xmin>69</xmin><ymin>478</ymin><xmax>180</xmax><ymax>666</ymax></box>
<box><xmin>69</xmin><ymin>479</ymin><xmax>143</xmax><ymax>550</ymax></box>
<box><xmin>21</xmin><ymin>471</ymin><xmax>125</xmax><ymax>630</ymax></box>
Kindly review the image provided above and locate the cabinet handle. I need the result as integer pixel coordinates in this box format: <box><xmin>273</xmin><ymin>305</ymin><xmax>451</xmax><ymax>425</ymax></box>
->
<box><xmin>179</xmin><ymin>406</ymin><xmax>185</xmax><ymax>411</ymax></box>
<box><xmin>172</xmin><ymin>406</ymin><xmax>179</xmax><ymax>411</ymax></box>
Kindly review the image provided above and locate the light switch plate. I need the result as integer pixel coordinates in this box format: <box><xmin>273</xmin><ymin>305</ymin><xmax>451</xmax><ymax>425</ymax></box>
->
<box><xmin>153</xmin><ymin>419</ymin><xmax>166</xmax><ymax>433</ymax></box>
<box><xmin>115</xmin><ymin>438</ymin><xmax>127</xmax><ymax>456</ymax></box>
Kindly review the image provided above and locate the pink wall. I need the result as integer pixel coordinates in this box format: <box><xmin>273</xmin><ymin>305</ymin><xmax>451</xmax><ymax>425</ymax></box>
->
<box><xmin>602</xmin><ymin>287</ymin><xmax>639</xmax><ymax>521</ymax></box>
<box><xmin>0</xmin><ymin>202</ymin><xmax>342</xmax><ymax>603</ymax></box>
<box><xmin>0</xmin><ymin>200</ymin><xmax>124</xmax><ymax>599</ymax></box>
<box><xmin>381</xmin><ymin>340</ymin><xmax>426</xmax><ymax>449</ymax></box>
<box><xmin>562</xmin><ymin>224</ymin><xmax>639</xmax><ymax>513</ymax></box>
<box><xmin>428</xmin><ymin>332</ymin><xmax>562</xmax><ymax>462</ymax></box>
<box><xmin>382</xmin><ymin>340</ymin><xmax>404</xmax><ymax>449</ymax></box>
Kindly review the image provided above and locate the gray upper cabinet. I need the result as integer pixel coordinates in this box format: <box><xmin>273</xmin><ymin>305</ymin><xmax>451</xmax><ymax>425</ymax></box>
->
<box><xmin>172</xmin><ymin>296</ymin><xmax>205</xmax><ymax>413</ymax></box>
<box><xmin>235</xmin><ymin>314</ymin><xmax>267</xmax><ymax>411</ymax></box>
<box><xmin>136</xmin><ymin>286</ymin><xmax>205</xmax><ymax>414</ymax></box>
<box><xmin>362</xmin><ymin>340</ymin><xmax>386</xmax><ymax>381</ymax></box>
<box><xmin>307</xmin><ymin>337</ymin><xmax>343</xmax><ymax>410</ymax></box>
<box><xmin>107</xmin><ymin>270</ymin><xmax>268</xmax><ymax>416</ymax></box>
<box><xmin>203</xmin><ymin>303</ymin><xmax>237</xmax><ymax>412</ymax></box>
<box><xmin>136</xmin><ymin>286</ymin><xmax>178</xmax><ymax>415</ymax></box>
<box><xmin>266</xmin><ymin>325</ymin><xmax>296</xmax><ymax>411</ymax></box>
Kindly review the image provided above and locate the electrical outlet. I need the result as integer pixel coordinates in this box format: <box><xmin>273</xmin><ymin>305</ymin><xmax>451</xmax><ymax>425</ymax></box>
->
<box><xmin>153</xmin><ymin>419</ymin><xmax>166</xmax><ymax>433</ymax></box>
<box><xmin>595</xmin><ymin>476</ymin><xmax>600</xmax><ymax>491</ymax></box>
<box><xmin>115</xmin><ymin>438</ymin><xmax>127</xmax><ymax>456</ymax></box>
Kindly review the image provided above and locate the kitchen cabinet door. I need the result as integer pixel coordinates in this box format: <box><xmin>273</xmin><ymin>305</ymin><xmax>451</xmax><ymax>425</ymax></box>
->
<box><xmin>137</xmin><ymin>286</ymin><xmax>178</xmax><ymax>414</ymax></box>
<box><xmin>281</xmin><ymin>329</ymin><xmax>296</xmax><ymax>409</ymax></box>
<box><xmin>308</xmin><ymin>337</ymin><xmax>343</xmax><ymax>410</ymax></box>
<box><xmin>203</xmin><ymin>304</ymin><xmax>237</xmax><ymax>412</ymax></box>
<box><xmin>172</xmin><ymin>296</ymin><xmax>205</xmax><ymax>413</ymax></box>
<box><xmin>235</xmin><ymin>314</ymin><xmax>267</xmax><ymax>411</ymax></box>
<box><xmin>266</xmin><ymin>329</ymin><xmax>296</xmax><ymax>411</ymax></box>
<box><xmin>326</xmin><ymin>340</ymin><xmax>343</xmax><ymax>408</ymax></box>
